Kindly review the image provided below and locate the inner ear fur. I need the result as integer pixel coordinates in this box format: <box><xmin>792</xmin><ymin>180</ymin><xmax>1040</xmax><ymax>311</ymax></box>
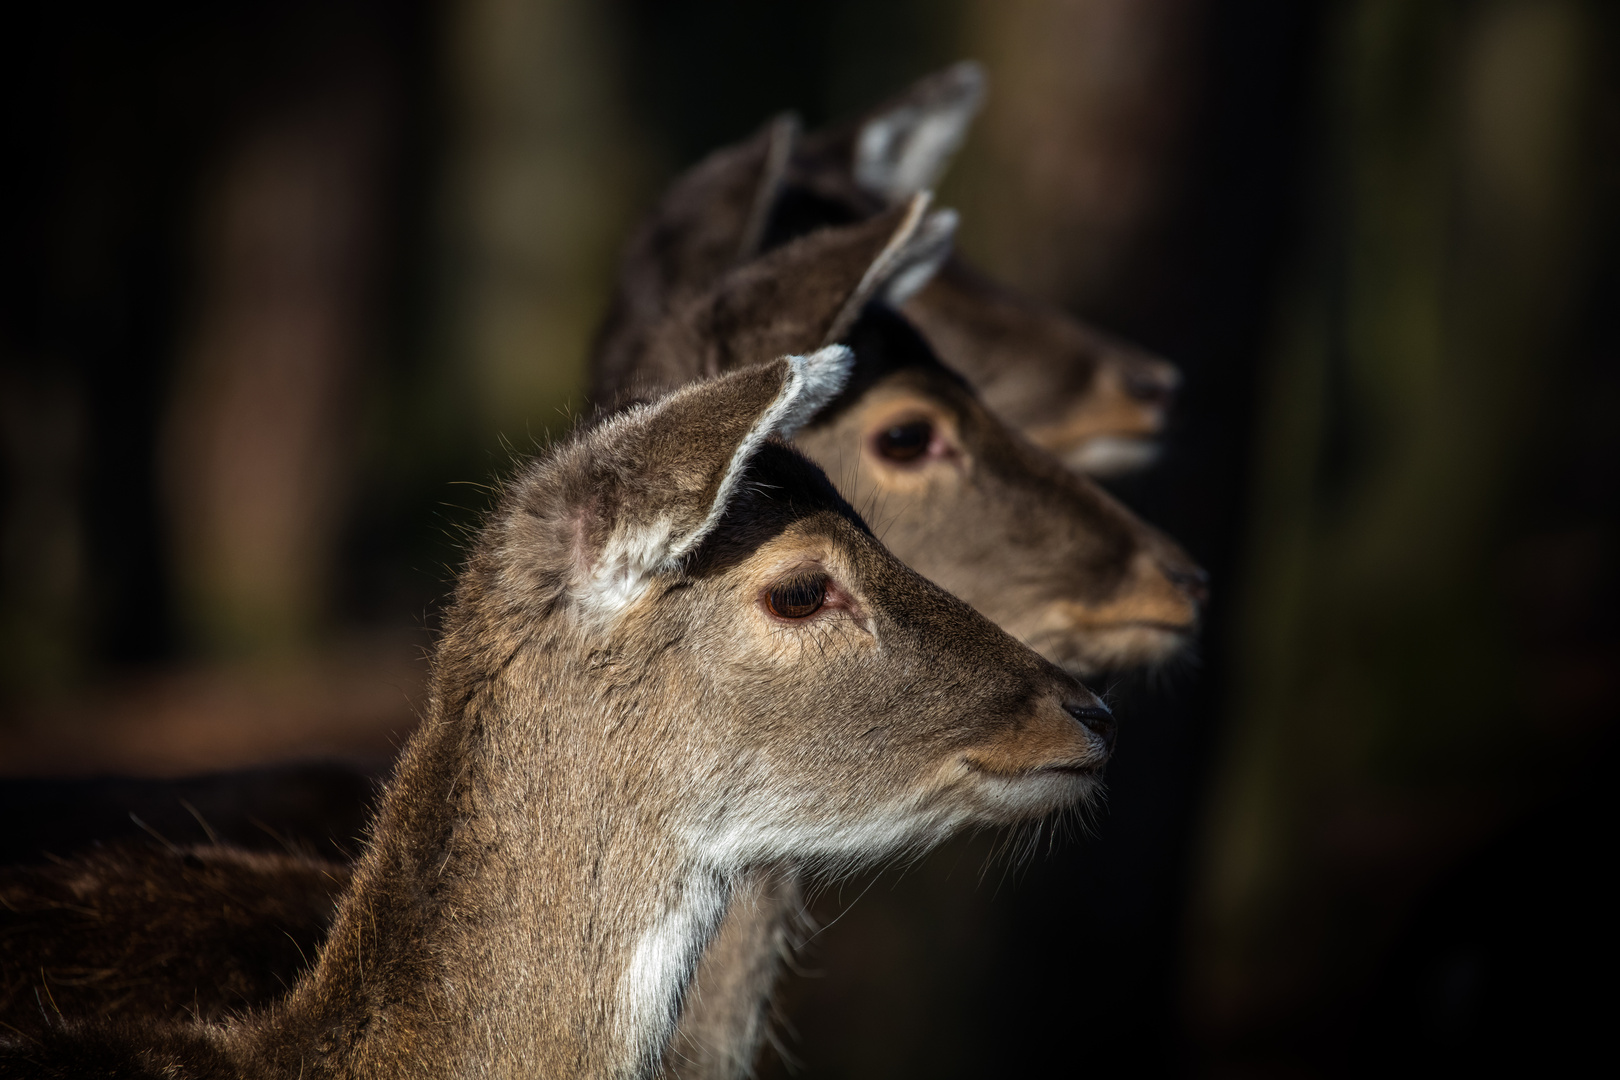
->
<box><xmin>796</xmin><ymin>61</ymin><xmax>987</xmax><ymax>206</ymax></box>
<box><xmin>557</xmin><ymin>348</ymin><xmax>853</xmax><ymax>615</ymax></box>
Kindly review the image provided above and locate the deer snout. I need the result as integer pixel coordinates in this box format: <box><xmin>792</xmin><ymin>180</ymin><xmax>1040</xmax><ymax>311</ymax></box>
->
<box><xmin>1153</xmin><ymin>537</ymin><xmax>1218</xmax><ymax>612</ymax></box>
<box><xmin>1064</xmin><ymin>700</ymin><xmax>1116</xmax><ymax>755</ymax></box>
<box><xmin>949</xmin><ymin>677</ymin><xmax>1110</xmax><ymax>822</ymax></box>
<box><xmin>1018</xmin><ymin>540</ymin><xmax>1203</xmax><ymax>676</ymax></box>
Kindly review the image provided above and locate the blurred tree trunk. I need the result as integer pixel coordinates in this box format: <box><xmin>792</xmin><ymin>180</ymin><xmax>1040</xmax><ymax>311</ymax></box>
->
<box><xmin>1188</xmin><ymin>0</ymin><xmax>1600</xmax><ymax>1052</ymax></box>
<box><xmin>163</xmin><ymin>78</ymin><xmax>390</xmax><ymax>657</ymax></box>
<box><xmin>945</xmin><ymin>0</ymin><xmax>1205</xmax><ymax>322</ymax></box>
<box><xmin>439</xmin><ymin>0</ymin><xmax>645</xmax><ymax>444</ymax></box>
<box><xmin>0</xmin><ymin>370</ymin><xmax>85</xmax><ymax>689</ymax></box>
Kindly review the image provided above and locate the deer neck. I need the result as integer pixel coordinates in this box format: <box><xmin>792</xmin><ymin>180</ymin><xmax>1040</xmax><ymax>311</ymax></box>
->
<box><xmin>248</xmin><ymin>631</ymin><xmax>730</xmax><ymax>1079</ymax></box>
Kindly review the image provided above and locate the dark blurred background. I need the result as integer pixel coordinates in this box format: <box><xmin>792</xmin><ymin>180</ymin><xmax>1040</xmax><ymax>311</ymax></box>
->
<box><xmin>2</xmin><ymin>1</ymin><xmax>1615</xmax><ymax>1075</ymax></box>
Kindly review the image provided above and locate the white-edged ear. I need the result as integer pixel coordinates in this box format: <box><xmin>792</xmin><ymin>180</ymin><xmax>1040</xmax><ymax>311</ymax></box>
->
<box><xmin>668</xmin><ymin>345</ymin><xmax>853</xmax><ymax>564</ymax></box>
<box><xmin>822</xmin><ymin>193</ymin><xmax>957</xmax><ymax>345</ymax></box>
<box><xmin>853</xmin><ymin>61</ymin><xmax>986</xmax><ymax>204</ymax></box>
<box><xmin>572</xmin><ymin>347</ymin><xmax>855</xmax><ymax>622</ymax></box>
<box><xmin>881</xmin><ymin>206</ymin><xmax>956</xmax><ymax>305</ymax></box>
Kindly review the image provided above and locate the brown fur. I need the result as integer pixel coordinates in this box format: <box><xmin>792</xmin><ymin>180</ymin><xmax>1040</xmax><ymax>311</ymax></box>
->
<box><xmin>591</xmin><ymin>115</ymin><xmax>799</xmax><ymax>377</ymax></box>
<box><xmin>660</xmin><ymin>867</ymin><xmax>800</xmax><ymax>1077</ymax></box>
<box><xmin>0</xmin><ymin>357</ymin><xmax>1108</xmax><ymax>1077</ymax></box>
<box><xmin>0</xmin><ymin>75</ymin><xmax>1203</xmax><ymax>1073</ymax></box>
<box><xmin>0</xmin><ymin>846</ymin><xmax>348</xmax><ymax>1032</ymax></box>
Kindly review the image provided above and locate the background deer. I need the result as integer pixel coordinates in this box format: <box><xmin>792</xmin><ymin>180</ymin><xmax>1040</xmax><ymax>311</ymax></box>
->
<box><xmin>2</xmin><ymin>349</ymin><xmax>1114</xmax><ymax>1078</ymax></box>
<box><xmin>599</xmin><ymin>195</ymin><xmax>1205</xmax><ymax>676</ymax></box>
<box><xmin>597</xmin><ymin>62</ymin><xmax>1180</xmax><ymax>477</ymax></box>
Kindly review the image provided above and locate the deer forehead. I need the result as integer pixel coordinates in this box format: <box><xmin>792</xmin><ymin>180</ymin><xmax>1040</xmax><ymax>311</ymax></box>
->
<box><xmin>733</xmin><ymin>532</ymin><xmax>863</xmax><ymax>592</ymax></box>
<box><xmin>704</xmin><ymin>528</ymin><xmax>874</xmax><ymax>615</ymax></box>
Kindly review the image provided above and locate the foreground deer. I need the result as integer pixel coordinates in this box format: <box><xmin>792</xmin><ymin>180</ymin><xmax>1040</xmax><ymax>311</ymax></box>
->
<box><xmin>1</xmin><ymin>195</ymin><xmax>1197</xmax><ymax>1073</ymax></box>
<box><xmin>599</xmin><ymin>61</ymin><xmax>1180</xmax><ymax>476</ymax></box>
<box><xmin>1</xmin><ymin>351</ymin><xmax>1111</xmax><ymax>1078</ymax></box>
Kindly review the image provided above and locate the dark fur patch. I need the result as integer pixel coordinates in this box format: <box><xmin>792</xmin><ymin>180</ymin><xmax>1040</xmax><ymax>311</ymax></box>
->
<box><xmin>0</xmin><ymin>846</ymin><xmax>348</xmax><ymax>1034</ymax></box>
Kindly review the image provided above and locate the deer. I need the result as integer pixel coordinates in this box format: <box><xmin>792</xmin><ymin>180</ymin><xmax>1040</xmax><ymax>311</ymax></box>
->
<box><xmin>0</xmin><ymin>348</ymin><xmax>1116</xmax><ymax>1078</ymax></box>
<box><xmin>1</xmin><ymin>197</ymin><xmax>1202</xmax><ymax>1076</ymax></box>
<box><xmin>596</xmin><ymin>61</ymin><xmax>1181</xmax><ymax>477</ymax></box>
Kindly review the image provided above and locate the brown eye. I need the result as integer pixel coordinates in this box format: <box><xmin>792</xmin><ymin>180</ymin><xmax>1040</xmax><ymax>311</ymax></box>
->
<box><xmin>875</xmin><ymin>420</ymin><xmax>933</xmax><ymax>462</ymax></box>
<box><xmin>766</xmin><ymin>575</ymin><xmax>827</xmax><ymax>620</ymax></box>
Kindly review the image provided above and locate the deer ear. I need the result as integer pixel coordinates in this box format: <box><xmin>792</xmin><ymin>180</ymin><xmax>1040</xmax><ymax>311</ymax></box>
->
<box><xmin>566</xmin><ymin>346</ymin><xmax>854</xmax><ymax>617</ymax></box>
<box><xmin>821</xmin><ymin>192</ymin><xmax>957</xmax><ymax>344</ymax></box>
<box><xmin>853</xmin><ymin>61</ymin><xmax>986</xmax><ymax>204</ymax></box>
<box><xmin>619</xmin><ymin>196</ymin><xmax>956</xmax><ymax>398</ymax></box>
<box><xmin>608</xmin><ymin>113</ymin><xmax>801</xmax><ymax>328</ymax></box>
<box><xmin>735</xmin><ymin>113</ymin><xmax>799</xmax><ymax>261</ymax></box>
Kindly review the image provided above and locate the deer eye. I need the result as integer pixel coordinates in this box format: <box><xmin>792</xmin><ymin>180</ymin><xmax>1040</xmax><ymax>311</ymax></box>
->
<box><xmin>874</xmin><ymin>420</ymin><xmax>933</xmax><ymax>462</ymax></box>
<box><xmin>766</xmin><ymin>575</ymin><xmax>827</xmax><ymax>620</ymax></box>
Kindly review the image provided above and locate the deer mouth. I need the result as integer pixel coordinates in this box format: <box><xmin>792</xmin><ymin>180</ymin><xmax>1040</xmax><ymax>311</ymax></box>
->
<box><xmin>961</xmin><ymin>757</ymin><xmax>1106</xmax><ymax>782</ymax></box>
<box><xmin>1059</xmin><ymin>434</ymin><xmax>1163</xmax><ymax>477</ymax></box>
<box><xmin>959</xmin><ymin>758</ymin><xmax>1106</xmax><ymax>821</ymax></box>
<box><xmin>952</xmin><ymin>750</ymin><xmax>1107</xmax><ymax>820</ymax></box>
<box><xmin>1036</xmin><ymin>761</ymin><xmax>1106</xmax><ymax>779</ymax></box>
<box><xmin>1097</xmin><ymin>618</ymin><xmax>1197</xmax><ymax>644</ymax></box>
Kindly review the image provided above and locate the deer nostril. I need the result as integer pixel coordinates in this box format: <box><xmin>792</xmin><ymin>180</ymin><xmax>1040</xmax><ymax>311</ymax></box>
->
<box><xmin>1063</xmin><ymin>701</ymin><xmax>1116</xmax><ymax>753</ymax></box>
<box><xmin>1122</xmin><ymin>368</ymin><xmax>1176</xmax><ymax>407</ymax></box>
<box><xmin>1166</xmin><ymin>565</ymin><xmax>1210</xmax><ymax>605</ymax></box>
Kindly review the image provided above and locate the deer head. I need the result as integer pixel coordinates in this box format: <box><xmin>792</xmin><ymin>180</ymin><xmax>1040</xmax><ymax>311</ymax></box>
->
<box><xmin>596</xmin><ymin>62</ymin><xmax>1180</xmax><ymax>476</ymax></box>
<box><xmin>596</xmin><ymin>201</ymin><xmax>1203</xmax><ymax>677</ymax></box>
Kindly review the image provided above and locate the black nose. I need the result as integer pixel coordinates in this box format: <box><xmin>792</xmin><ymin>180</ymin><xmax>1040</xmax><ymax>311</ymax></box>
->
<box><xmin>1064</xmin><ymin>701</ymin><xmax>1116</xmax><ymax>753</ymax></box>
<box><xmin>1165</xmin><ymin>564</ymin><xmax>1210</xmax><ymax>606</ymax></box>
